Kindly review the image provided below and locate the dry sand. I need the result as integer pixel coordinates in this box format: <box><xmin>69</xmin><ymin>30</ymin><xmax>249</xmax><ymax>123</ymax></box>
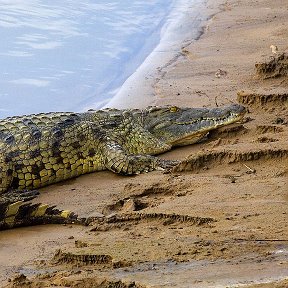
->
<box><xmin>0</xmin><ymin>0</ymin><xmax>288</xmax><ymax>287</ymax></box>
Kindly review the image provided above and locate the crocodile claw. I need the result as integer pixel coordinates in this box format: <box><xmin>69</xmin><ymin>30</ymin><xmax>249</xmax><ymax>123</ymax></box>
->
<box><xmin>156</xmin><ymin>159</ymin><xmax>180</xmax><ymax>170</ymax></box>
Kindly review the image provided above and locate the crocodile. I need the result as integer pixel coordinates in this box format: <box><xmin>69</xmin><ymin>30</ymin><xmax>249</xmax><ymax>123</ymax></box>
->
<box><xmin>0</xmin><ymin>104</ymin><xmax>245</xmax><ymax>229</ymax></box>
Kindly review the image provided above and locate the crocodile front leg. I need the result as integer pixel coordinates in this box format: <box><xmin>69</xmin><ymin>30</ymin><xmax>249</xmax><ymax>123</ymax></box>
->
<box><xmin>101</xmin><ymin>140</ymin><xmax>178</xmax><ymax>175</ymax></box>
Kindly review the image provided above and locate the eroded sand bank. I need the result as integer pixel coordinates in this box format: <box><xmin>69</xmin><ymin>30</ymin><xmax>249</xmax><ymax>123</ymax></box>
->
<box><xmin>1</xmin><ymin>0</ymin><xmax>287</xmax><ymax>287</ymax></box>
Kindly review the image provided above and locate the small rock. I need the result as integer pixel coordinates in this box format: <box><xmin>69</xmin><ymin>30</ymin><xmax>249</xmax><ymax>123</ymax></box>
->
<box><xmin>75</xmin><ymin>240</ymin><xmax>88</xmax><ymax>248</ymax></box>
<box><xmin>122</xmin><ymin>198</ymin><xmax>137</xmax><ymax>212</ymax></box>
<box><xmin>229</xmin><ymin>176</ymin><xmax>236</xmax><ymax>183</ymax></box>
<box><xmin>270</xmin><ymin>44</ymin><xmax>278</xmax><ymax>54</ymax></box>
<box><xmin>274</xmin><ymin>117</ymin><xmax>286</xmax><ymax>125</ymax></box>
<box><xmin>215</xmin><ymin>69</ymin><xmax>227</xmax><ymax>78</ymax></box>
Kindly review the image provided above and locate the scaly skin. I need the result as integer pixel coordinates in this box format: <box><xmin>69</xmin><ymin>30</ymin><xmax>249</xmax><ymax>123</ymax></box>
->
<box><xmin>0</xmin><ymin>104</ymin><xmax>245</xmax><ymax>229</ymax></box>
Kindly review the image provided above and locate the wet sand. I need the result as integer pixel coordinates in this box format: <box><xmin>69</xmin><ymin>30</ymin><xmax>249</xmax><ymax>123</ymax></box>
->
<box><xmin>1</xmin><ymin>0</ymin><xmax>288</xmax><ymax>287</ymax></box>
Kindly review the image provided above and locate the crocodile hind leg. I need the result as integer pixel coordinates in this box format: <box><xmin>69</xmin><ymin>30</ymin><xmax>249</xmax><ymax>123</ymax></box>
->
<box><xmin>0</xmin><ymin>190</ymin><xmax>80</xmax><ymax>230</ymax></box>
<box><xmin>0</xmin><ymin>159</ymin><xmax>80</xmax><ymax>230</ymax></box>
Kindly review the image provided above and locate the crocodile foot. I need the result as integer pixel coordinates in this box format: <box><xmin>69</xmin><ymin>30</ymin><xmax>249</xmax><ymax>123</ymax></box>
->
<box><xmin>156</xmin><ymin>159</ymin><xmax>180</xmax><ymax>170</ymax></box>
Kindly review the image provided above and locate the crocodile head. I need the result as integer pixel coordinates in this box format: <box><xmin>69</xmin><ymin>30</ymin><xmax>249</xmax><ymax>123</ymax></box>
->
<box><xmin>144</xmin><ymin>104</ymin><xmax>246</xmax><ymax>146</ymax></box>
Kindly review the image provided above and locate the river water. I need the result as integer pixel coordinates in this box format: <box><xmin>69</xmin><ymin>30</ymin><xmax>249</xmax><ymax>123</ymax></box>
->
<box><xmin>0</xmin><ymin>0</ymin><xmax>199</xmax><ymax>118</ymax></box>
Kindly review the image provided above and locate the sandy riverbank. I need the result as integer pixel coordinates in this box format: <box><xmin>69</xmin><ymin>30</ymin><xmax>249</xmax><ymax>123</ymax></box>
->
<box><xmin>104</xmin><ymin>0</ymin><xmax>208</xmax><ymax>109</ymax></box>
<box><xmin>1</xmin><ymin>0</ymin><xmax>287</xmax><ymax>287</ymax></box>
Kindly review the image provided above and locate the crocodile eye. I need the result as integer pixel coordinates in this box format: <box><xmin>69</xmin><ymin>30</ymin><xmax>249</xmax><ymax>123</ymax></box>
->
<box><xmin>170</xmin><ymin>106</ymin><xmax>179</xmax><ymax>112</ymax></box>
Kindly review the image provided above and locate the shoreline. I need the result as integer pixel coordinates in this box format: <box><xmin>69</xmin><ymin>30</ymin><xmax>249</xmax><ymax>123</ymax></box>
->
<box><xmin>104</xmin><ymin>0</ymin><xmax>210</xmax><ymax>109</ymax></box>
<box><xmin>1</xmin><ymin>0</ymin><xmax>288</xmax><ymax>287</ymax></box>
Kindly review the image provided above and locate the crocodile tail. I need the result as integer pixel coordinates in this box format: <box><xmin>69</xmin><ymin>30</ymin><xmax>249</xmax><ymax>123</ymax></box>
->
<box><xmin>0</xmin><ymin>200</ymin><xmax>81</xmax><ymax>230</ymax></box>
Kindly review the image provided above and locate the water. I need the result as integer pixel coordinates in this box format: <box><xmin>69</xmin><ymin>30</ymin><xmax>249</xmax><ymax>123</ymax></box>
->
<box><xmin>0</xmin><ymin>0</ymin><xmax>201</xmax><ymax>119</ymax></box>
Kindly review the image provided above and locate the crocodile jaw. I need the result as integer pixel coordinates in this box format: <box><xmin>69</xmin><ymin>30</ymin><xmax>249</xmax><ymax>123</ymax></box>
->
<box><xmin>170</xmin><ymin>111</ymin><xmax>244</xmax><ymax>146</ymax></box>
<box><xmin>145</xmin><ymin>104</ymin><xmax>246</xmax><ymax>147</ymax></box>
